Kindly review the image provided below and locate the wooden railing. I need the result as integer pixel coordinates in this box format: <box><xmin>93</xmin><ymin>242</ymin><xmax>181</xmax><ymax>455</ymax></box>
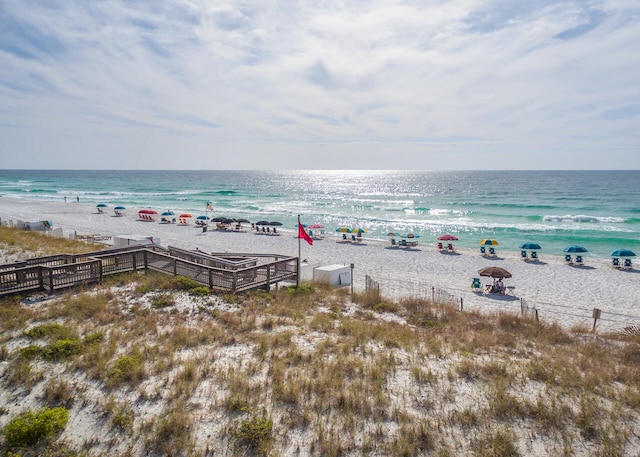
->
<box><xmin>0</xmin><ymin>246</ymin><xmax>298</xmax><ymax>297</ymax></box>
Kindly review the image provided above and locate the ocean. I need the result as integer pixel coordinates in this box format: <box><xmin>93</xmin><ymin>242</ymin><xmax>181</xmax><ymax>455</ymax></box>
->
<box><xmin>1</xmin><ymin>170</ymin><xmax>638</xmax><ymax>260</ymax></box>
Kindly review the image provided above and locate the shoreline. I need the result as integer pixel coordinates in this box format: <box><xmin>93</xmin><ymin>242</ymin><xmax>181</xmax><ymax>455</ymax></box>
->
<box><xmin>1</xmin><ymin>197</ymin><xmax>639</xmax><ymax>332</ymax></box>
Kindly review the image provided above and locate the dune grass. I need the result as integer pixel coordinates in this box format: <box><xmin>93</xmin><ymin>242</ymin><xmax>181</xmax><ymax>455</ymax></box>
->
<box><xmin>1</xmin><ymin>226</ymin><xmax>639</xmax><ymax>456</ymax></box>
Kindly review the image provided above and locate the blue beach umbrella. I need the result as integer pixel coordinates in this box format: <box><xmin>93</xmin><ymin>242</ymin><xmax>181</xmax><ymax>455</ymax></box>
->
<box><xmin>196</xmin><ymin>215</ymin><xmax>209</xmax><ymax>220</ymax></box>
<box><xmin>519</xmin><ymin>242</ymin><xmax>541</xmax><ymax>250</ymax></box>
<box><xmin>611</xmin><ymin>249</ymin><xmax>636</xmax><ymax>257</ymax></box>
<box><xmin>114</xmin><ymin>205</ymin><xmax>126</xmax><ymax>210</ymax></box>
<box><xmin>563</xmin><ymin>245</ymin><xmax>588</xmax><ymax>253</ymax></box>
<box><xmin>96</xmin><ymin>203</ymin><xmax>108</xmax><ymax>208</ymax></box>
<box><xmin>161</xmin><ymin>211</ymin><xmax>175</xmax><ymax>217</ymax></box>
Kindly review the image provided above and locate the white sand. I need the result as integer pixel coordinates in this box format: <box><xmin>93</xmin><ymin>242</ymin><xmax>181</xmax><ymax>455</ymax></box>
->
<box><xmin>2</xmin><ymin>198</ymin><xmax>639</xmax><ymax>332</ymax></box>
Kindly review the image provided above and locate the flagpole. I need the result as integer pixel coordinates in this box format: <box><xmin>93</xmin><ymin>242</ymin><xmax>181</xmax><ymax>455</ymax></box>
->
<box><xmin>297</xmin><ymin>214</ymin><xmax>301</xmax><ymax>287</ymax></box>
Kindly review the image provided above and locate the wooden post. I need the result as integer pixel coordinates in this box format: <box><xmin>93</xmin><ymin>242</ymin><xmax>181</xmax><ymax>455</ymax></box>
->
<box><xmin>350</xmin><ymin>263</ymin><xmax>354</xmax><ymax>297</ymax></box>
<box><xmin>592</xmin><ymin>308</ymin><xmax>601</xmax><ymax>333</ymax></box>
<box><xmin>520</xmin><ymin>298</ymin><xmax>524</xmax><ymax>316</ymax></box>
<box><xmin>431</xmin><ymin>286</ymin><xmax>435</xmax><ymax>304</ymax></box>
<box><xmin>460</xmin><ymin>297</ymin><xmax>463</xmax><ymax>312</ymax></box>
<box><xmin>535</xmin><ymin>309</ymin><xmax>539</xmax><ymax>322</ymax></box>
<box><xmin>232</xmin><ymin>271</ymin><xmax>238</xmax><ymax>292</ymax></box>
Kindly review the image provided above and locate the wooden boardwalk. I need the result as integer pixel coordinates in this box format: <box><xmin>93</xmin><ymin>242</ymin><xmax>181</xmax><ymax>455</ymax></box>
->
<box><xmin>0</xmin><ymin>245</ymin><xmax>297</xmax><ymax>297</ymax></box>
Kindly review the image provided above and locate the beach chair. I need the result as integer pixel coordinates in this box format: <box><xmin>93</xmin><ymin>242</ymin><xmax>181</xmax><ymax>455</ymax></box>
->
<box><xmin>489</xmin><ymin>247</ymin><xmax>496</xmax><ymax>256</ymax></box>
<box><xmin>520</xmin><ymin>250</ymin><xmax>527</xmax><ymax>260</ymax></box>
<box><xmin>575</xmin><ymin>255</ymin><xmax>583</xmax><ymax>266</ymax></box>
<box><xmin>612</xmin><ymin>258</ymin><xmax>620</xmax><ymax>268</ymax></box>
<box><xmin>565</xmin><ymin>254</ymin><xmax>573</xmax><ymax>265</ymax></box>
<box><xmin>351</xmin><ymin>234</ymin><xmax>356</xmax><ymax>242</ymax></box>
<box><xmin>447</xmin><ymin>243</ymin><xmax>454</xmax><ymax>252</ymax></box>
<box><xmin>480</xmin><ymin>246</ymin><xmax>486</xmax><ymax>255</ymax></box>
<box><xmin>398</xmin><ymin>239</ymin><xmax>407</xmax><ymax>247</ymax></box>
<box><xmin>390</xmin><ymin>238</ymin><xmax>397</xmax><ymax>247</ymax></box>
<box><xmin>471</xmin><ymin>277</ymin><xmax>482</xmax><ymax>292</ymax></box>
<box><xmin>437</xmin><ymin>242</ymin><xmax>444</xmax><ymax>250</ymax></box>
<box><xmin>624</xmin><ymin>258</ymin><xmax>632</xmax><ymax>269</ymax></box>
<box><xmin>530</xmin><ymin>251</ymin><xmax>538</xmax><ymax>261</ymax></box>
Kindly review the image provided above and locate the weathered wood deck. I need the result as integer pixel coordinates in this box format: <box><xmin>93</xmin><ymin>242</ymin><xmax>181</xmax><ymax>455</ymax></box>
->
<box><xmin>0</xmin><ymin>245</ymin><xmax>298</xmax><ymax>297</ymax></box>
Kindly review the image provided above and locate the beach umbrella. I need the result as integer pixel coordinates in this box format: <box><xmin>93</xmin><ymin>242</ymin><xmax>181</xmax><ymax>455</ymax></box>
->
<box><xmin>236</xmin><ymin>218</ymin><xmax>251</xmax><ymax>224</ymax></box>
<box><xmin>308</xmin><ymin>223</ymin><xmax>324</xmax><ymax>229</ymax></box>
<box><xmin>211</xmin><ymin>217</ymin><xmax>226</xmax><ymax>222</ymax></box>
<box><xmin>114</xmin><ymin>206</ymin><xmax>126</xmax><ymax>210</ymax></box>
<box><xmin>351</xmin><ymin>228</ymin><xmax>367</xmax><ymax>235</ymax></box>
<box><xmin>336</xmin><ymin>227</ymin><xmax>351</xmax><ymax>233</ymax></box>
<box><xmin>269</xmin><ymin>221</ymin><xmax>283</xmax><ymax>226</ymax></box>
<box><xmin>179</xmin><ymin>213</ymin><xmax>192</xmax><ymax>218</ymax></box>
<box><xmin>480</xmin><ymin>239</ymin><xmax>499</xmax><ymax>246</ymax></box>
<box><xmin>438</xmin><ymin>234</ymin><xmax>458</xmax><ymax>241</ymax></box>
<box><xmin>196</xmin><ymin>215</ymin><xmax>209</xmax><ymax>220</ymax></box>
<box><xmin>478</xmin><ymin>266</ymin><xmax>512</xmax><ymax>279</ymax></box>
<box><xmin>96</xmin><ymin>203</ymin><xmax>108</xmax><ymax>208</ymax></box>
<box><xmin>519</xmin><ymin>242</ymin><xmax>542</xmax><ymax>250</ymax></box>
<box><xmin>563</xmin><ymin>245</ymin><xmax>588</xmax><ymax>253</ymax></box>
<box><xmin>255</xmin><ymin>220</ymin><xmax>270</xmax><ymax>226</ymax></box>
<box><xmin>161</xmin><ymin>211</ymin><xmax>175</xmax><ymax>217</ymax></box>
<box><xmin>403</xmin><ymin>233</ymin><xmax>420</xmax><ymax>239</ymax></box>
<box><xmin>611</xmin><ymin>249</ymin><xmax>636</xmax><ymax>257</ymax></box>
<box><xmin>139</xmin><ymin>209</ymin><xmax>158</xmax><ymax>215</ymax></box>
<box><xmin>387</xmin><ymin>232</ymin><xmax>401</xmax><ymax>237</ymax></box>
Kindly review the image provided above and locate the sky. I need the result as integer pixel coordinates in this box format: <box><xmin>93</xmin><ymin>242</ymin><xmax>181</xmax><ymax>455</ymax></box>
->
<box><xmin>1</xmin><ymin>0</ymin><xmax>639</xmax><ymax>170</ymax></box>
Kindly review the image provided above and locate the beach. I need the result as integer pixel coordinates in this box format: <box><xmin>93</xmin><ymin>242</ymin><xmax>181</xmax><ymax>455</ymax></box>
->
<box><xmin>1</xmin><ymin>197</ymin><xmax>639</xmax><ymax>333</ymax></box>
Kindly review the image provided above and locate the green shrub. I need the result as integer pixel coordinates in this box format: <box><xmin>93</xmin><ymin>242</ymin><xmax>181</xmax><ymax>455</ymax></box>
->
<box><xmin>2</xmin><ymin>407</ymin><xmax>69</xmax><ymax>447</ymax></box>
<box><xmin>168</xmin><ymin>276</ymin><xmax>201</xmax><ymax>291</ymax></box>
<box><xmin>235</xmin><ymin>415</ymin><xmax>273</xmax><ymax>449</ymax></box>
<box><xmin>82</xmin><ymin>331</ymin><xmax>104</xmax><ymax>345</ymax></box>
<box><xmin>42</xmin><ymin>339</ymin><xmax>81</xmax><ymax>361</ymax></box>
<box><xmin>372</xmin><ymin>302</ymin><xmax>399</xmax><ymax>313</ymax></box>
<box><xmin>151</xmin><ymin>293</ymin><xmax>175</xmax><ymax>308</ymax></box>
<box><xmin>18</xmin><ymin>344</ymin><xmax>41</xmax><ymax>361</ymax></box>
<box><xmin>188</xmin><ymin>286</ymin><xmax>210</xmax><ymax>297</ymax></box>
<box><xmin>108</xmin><ymin>354</ymin><xmax>145</xmax><ymax>386</ymax></box>
<box><xmin>24</xmin><ymin>323</ymin><xmax>65</xmax><ymax>339</ymax></box>
<box><xmin>284</xmin><ymin>284</ymin><xmax>314</xmax><ymax>295</ymax></box>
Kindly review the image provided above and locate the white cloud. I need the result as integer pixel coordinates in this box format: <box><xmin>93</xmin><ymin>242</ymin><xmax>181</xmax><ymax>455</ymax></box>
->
<box><xmin>0</xmin><ymin>0</ymin><xmax>639</xmax><ymax>169</ymax></box>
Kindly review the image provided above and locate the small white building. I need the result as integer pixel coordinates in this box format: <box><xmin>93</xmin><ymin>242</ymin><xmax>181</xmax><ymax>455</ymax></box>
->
<box><xmin>313</xmin><ymin>264</ymin><xmax>351</xmax><ymax>286</ymax></box>
<box><xmin>113</xmin><ymin>235</ymin><xmax>159</xmax><ymax>247</ymax></box>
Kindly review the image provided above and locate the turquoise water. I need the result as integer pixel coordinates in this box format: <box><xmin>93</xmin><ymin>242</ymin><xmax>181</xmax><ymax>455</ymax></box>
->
<box><xmin>1</xmin><ymin>170</ymin><xmax>639</xmax><ymax>259</ymax></box>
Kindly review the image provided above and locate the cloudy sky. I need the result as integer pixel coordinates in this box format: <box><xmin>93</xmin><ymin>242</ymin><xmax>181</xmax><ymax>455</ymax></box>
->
<box><xmin>1</xmin><ymin>0</ymin><xmax>639</xmax><ymax>170</ymax></box>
